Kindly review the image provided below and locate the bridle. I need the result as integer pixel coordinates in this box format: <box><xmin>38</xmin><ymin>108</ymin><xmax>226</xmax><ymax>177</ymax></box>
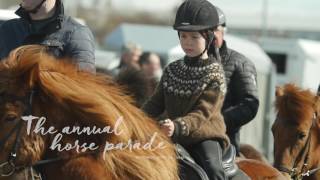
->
<box><xmin>0</xmin><ymin>90</ymin><xmax>41</xmax><ymax>179</ymax></box>
<box><xmin>0</xmin><ymin>89</ymin><xmax>98</xmax><ymax>179</ymax></box>
<box><xmin>0</xmin><ymin>90</ymin><xmax>36</xmax><ymax>178</ymax></box>
<box><xmin>276</xmin><ymin>112</ymin><xmax>320</xmax><ymax>180</ymax></box>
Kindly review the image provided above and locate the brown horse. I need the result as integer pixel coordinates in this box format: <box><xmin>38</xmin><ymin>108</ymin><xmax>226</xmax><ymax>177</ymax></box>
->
<box><xmin>273</xmin><ymin>84</ymin><xmax>320</xmax><ymax>180</ymax></box>
<box><xmin>0</xmin><ymin>45</ymin><xmax>285</xmax><ymax>180</ymax></box>
<box><xmin>0</xmin><ymin>45</ymin><xmax>178</xmax><ymax>180</ymax></box>
<box><xmin>236</xmin><ymin>144</ymin><xmax>285</xmax><ymax>180</ymax></box>
<box><xmin>236</xmin><ymin>159</ymin><xmax>285</xmax><ymax>180</ymax></box>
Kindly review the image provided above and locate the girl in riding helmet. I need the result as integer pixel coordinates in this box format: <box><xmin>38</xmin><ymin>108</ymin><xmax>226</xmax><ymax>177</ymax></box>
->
<box><xmin>142</xmin><ymin>0</ymin><xmax>230</xmax><ymax>179</ymax></box>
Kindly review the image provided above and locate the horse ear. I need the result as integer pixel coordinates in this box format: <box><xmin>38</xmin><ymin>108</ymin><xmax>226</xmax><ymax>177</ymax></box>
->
<box><xmin>317</xmin><ymin>84</ymin><xmax>320</xmax><ymax>96</ymax></box>
<box><xmin>275</xmin><ymin>86</ymin><xmax>284</xmax><ymax>97</ymax></box>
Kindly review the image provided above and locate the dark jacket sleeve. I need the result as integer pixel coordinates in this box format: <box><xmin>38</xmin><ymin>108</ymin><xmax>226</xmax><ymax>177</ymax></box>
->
<box><xmin>223</xmin><ymin>53</ymin><xmax>259</xmax><ymax>132</ymax></box>
<box><xmin>65</xmin><ymin>25</ymin><xmax>96</xmax><ymax>73</ymax></box>
<box><xmin>142</xmin><ymin>80</ymin><xmax>165</xmax><ymax>119</ymax></box>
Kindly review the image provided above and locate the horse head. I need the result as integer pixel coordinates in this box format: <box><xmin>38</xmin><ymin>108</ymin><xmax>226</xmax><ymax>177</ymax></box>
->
<box><xmin>0</xmin><ymin>46</ymin><xmax>49</xmax><ymax>179</ymax></box>
<box><xmin>273</xmin><ymin>84</ymin><xmax>320</xmax><ymax>179</ymax></box>
<box><xmin>0</xmin><ymin>45</ymin><xmax>178</xmax><ymax>180</ymax></box>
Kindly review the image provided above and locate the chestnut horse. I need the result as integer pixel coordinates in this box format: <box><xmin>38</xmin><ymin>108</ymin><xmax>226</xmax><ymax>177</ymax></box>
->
<box><xmin>273</xmin><ymin>84</ymin><xmax>320</xmax><ymax>180</ymax></box>
<box><xmin>0</xmin><ymin>45</ymin><xmax>285</xmax><ymax>180</ymax></box>
<box><xmin>0</xmin><ymin>45</ymin><xmax>178</xmax><ymax>180</ymax></box>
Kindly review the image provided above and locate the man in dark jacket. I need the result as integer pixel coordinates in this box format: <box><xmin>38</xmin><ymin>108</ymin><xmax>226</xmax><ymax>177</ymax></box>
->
<box><xmin>0</xmin><ymin>0</ymin><xmax>95</xmax><ymax>73</ymax></box>
<box><xmin>214</xmin><ymin>7</ymin><xmax>259</xmax><ymax>155</ymax></box>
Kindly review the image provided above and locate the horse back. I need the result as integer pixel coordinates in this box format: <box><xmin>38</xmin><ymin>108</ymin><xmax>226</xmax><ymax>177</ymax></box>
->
<box><xmin>236</xmin><ymin>158</ymin><xmax>286</xmax><ymax>180</ymax></box>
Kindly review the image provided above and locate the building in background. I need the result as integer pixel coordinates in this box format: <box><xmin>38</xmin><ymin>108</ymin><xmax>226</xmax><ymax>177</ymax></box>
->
<box><xmin>261</xmin><ymin>38</ymin><xmax>320</xmax><ymax>91</ymax></box>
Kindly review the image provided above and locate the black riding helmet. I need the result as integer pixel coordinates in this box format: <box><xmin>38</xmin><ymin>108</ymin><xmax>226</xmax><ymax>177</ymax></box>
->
<box><xmin>174</xmin><ymin>0</ymin><xmax>220</xmax><ymax>60</ymax></box>
<box><xmin>173</xmin><ymin>0</ymin><xmax>219</xmax><ymax>31</ymax></box>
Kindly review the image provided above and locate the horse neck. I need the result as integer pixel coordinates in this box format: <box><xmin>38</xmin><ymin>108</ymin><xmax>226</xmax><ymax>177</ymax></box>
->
<box><xmin>310</xmin><ymin>118</ymin><xmax>320</xmax><ymax>165</ymax></box>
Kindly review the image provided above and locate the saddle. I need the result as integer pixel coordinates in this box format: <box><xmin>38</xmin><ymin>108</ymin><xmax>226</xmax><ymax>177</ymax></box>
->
<box><xmin>222</xmin><ymin>144</ymin><xmax>238</xmax><ymax>177</ymax></box>
<box><xmin>177</xmin><ymin>144</ymin><xmax>238</xmax><ymax>180</ymax></box>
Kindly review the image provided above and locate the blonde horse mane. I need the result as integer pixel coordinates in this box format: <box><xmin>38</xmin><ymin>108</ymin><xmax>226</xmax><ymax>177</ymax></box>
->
<box><xmin>0</xmin><ymin>45</ymin><xmax>178</xmax><ymax>180</ymax></box>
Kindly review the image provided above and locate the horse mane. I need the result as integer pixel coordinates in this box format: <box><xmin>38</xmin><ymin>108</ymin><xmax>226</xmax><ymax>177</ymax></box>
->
<box><xmin>275</xmin><ymin>84</ymin><xmax>316</xmax><ymax>124</ymax></box>
<box><xmin>0</xmin><ymin>45</ymin><xmax>178</xmax><ymax>180</ymax></box>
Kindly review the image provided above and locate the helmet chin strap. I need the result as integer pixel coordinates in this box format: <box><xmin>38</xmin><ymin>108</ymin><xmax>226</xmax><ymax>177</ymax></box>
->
<box><xmin>191</xmin><ymin>30</ymin><xmax>215</xmax><ymax>60</ymax></box>
<box><xmin>20</xmin><ymin>0</ymin><xmax>46</xmax><ymax>14</ymax></box>
<box><xmin>192</xmin><ymin>47</ymin><xmax>207</xmax><ymax>60</ymax></box>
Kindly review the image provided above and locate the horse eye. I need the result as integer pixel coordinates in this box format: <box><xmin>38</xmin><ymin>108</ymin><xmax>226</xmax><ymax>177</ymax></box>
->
<box><xmin>297</xmin><ymin>132</ymin><xmax>306</xmax><ymax>140</ymax></box>
<box><xmin>4</xmin><ymin>114</ymin><xmax>19</xmax><ymax>122</ymax></box>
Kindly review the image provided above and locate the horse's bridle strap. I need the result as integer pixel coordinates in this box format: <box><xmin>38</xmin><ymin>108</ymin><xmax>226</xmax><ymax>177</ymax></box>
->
<box><xmin>32</xmin><ymin>150</ymin><xmax>99</xmax><ymax>168</ymax></box>
<box><xmin>277</xmin><ymin>165</ymin><xmax>298</xmax><ymax>177</ymax></box>
<box><xmin>301</xmin><ymin>166</ymin><xmax>320</xmax><ymax>177</ymax></box>
<box><xmin>0</xmin><ymin>90</ymin><xmax>35</xmax><ymax>177</ymax></box>
<box><xmin>0</xmin><ymin>121</ymin><xmax>22</xmax><ymax>150</ymax></box>
<box><xmin>1</xmin><ymin>148</ymin><xmax>99</xmax><ymax>177</ymax></box>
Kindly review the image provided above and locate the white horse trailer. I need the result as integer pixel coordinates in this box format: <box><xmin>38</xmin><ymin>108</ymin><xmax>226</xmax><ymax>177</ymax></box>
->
<box><xmin>260</xmin><ymin>37</ymin><xmax>320</xmax><ymax>92</ymax></box>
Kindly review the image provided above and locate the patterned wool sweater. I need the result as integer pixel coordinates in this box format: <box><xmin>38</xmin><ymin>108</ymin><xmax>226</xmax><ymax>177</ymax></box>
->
<box><xmin>142</xmin><ymin>56</ymin><xmax>230</xmax><ymax>148</ymax></box>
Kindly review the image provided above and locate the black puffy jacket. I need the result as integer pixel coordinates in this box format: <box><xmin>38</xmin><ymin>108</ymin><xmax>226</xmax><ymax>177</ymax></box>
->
<box><xmin>0</xmin><ymin>0</ymin><xmax>95</xmax><ymax>73</ymax></box>
<box><xmin>220</xmin><ymin>41</ymin><xmax>259</xmax><ymax>154</ymax></box>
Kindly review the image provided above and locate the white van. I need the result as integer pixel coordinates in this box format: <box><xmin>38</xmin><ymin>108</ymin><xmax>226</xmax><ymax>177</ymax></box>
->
<box><xmin>0</xmin><ymin>9</ymin><xmax>18</xmax><ymax>25</ymax></box>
